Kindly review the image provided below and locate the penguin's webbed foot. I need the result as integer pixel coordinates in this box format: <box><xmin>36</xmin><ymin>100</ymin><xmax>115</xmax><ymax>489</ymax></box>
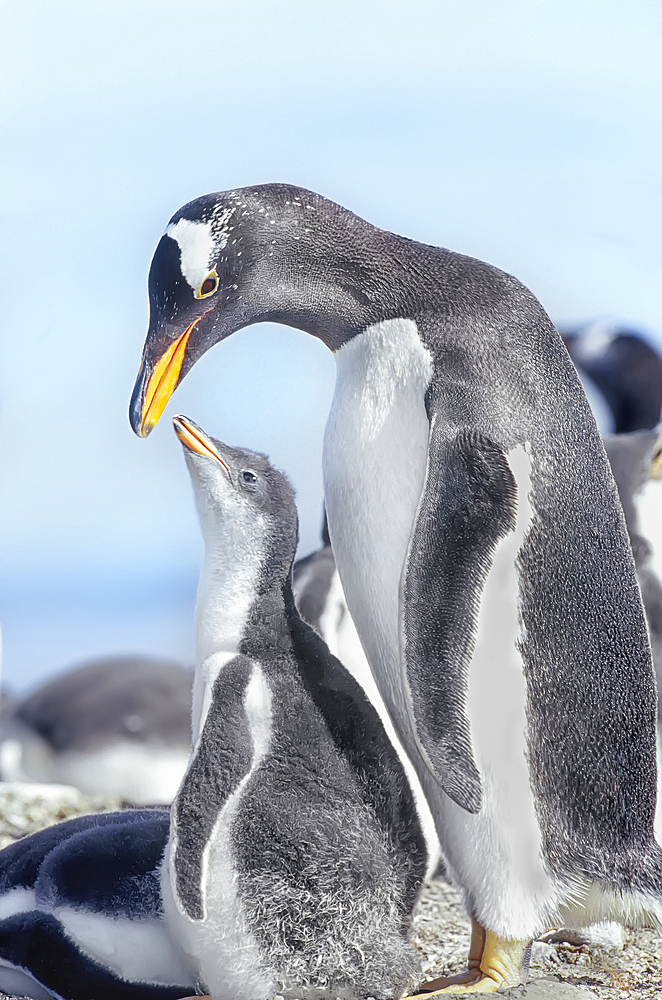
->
<box><xmin>410</xmin><ymin>919</ymin><xmax>529</xmax><ymax>995</ymax></box>
<box><xmin>412</xmin><ymin>968</ymin><xmax>492</xmax><ymax>994</ymax></box>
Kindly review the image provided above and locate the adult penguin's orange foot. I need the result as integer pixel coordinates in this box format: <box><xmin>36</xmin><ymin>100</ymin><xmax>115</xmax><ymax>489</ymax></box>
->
<box><xmin>412</xmin><ymin>918</ymin><xmax>530</xmax><ymax>995</ymax></box>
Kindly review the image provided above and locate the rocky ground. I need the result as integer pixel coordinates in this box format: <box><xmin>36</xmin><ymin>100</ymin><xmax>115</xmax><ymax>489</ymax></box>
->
<box><xmin>0</xmin><ymin>782</ymin><xmax>122</xmax><ymax>850</ymax></box>
<box><xmin>1</xmin><ymin>784</ymin><xmax>662</xmax><ymax>998</ymax></box>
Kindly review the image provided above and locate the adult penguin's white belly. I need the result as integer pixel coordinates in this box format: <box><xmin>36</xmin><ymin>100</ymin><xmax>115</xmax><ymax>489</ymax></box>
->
<box><xmin>324</xmin><ymin>318</ymin><xmax>433</xmax><ymax>730</ymax></box>
<box><xmin>324</xmin><ymin>316</ymin><xmax>561</xmax><ymax>938</ymax></box>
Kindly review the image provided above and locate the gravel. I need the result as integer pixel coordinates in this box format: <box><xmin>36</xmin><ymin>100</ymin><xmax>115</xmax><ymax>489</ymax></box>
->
<box><xmin>1</xmin><ymin>785</ymin><xmax>662</xmax><ymax>998</ymax></box>
<box><xmin>0</xmin><ymin>781</ymin><xmax>122</xmax><ymax>850</ymax></box>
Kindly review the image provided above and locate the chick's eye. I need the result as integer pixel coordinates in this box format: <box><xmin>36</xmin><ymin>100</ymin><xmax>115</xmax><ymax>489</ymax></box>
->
<box><xmin>197</xmin><ymin>271</ymin><xmax>219</xmax><ymax>298</ymax></box>
<box><xmin>241</xmin><ymin>470</ymin><xmax>258</xmax><ymax>484</ymax></box>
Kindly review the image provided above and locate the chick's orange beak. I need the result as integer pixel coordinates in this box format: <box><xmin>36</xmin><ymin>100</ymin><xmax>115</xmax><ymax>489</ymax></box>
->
<box><xmin>172</xmin><ymin>415</ymin><xmax>231</xmax><ymax>478</ymax></box>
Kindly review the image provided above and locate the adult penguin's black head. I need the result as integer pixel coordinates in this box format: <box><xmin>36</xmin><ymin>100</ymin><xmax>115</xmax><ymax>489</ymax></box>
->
<box><xmin>129</xmin><ymin>184</ymin><xmax>387</xmax><ymax>437</ymax></box>
<box><xmin>130</xmin><ymin>188</ymin><xmax>270</xmax><ymax>437</ymax></box>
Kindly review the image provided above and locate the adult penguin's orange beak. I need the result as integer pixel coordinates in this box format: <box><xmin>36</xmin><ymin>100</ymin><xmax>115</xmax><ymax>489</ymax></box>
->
<box><xmin>130</xmin><ymin>314</ymin><xmax>207</xmax><ymax>438</ymax></box>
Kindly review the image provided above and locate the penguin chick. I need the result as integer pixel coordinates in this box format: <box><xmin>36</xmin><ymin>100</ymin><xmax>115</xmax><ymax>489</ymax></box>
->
<box><xmin>164</xmin><ymin>415</ymin><xmax>430</xmax><ymax>1000</ymax></box>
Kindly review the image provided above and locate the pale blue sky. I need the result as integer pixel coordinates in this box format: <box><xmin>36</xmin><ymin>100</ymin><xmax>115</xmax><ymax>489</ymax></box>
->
<box><xmin>1</xmin><ymin>0</ymin><xmax>661</xmax><ymax>689</ymax></box>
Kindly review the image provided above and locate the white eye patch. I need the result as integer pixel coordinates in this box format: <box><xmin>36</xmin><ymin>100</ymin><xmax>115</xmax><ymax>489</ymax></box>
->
<box><xmin>166</xmin><ymin>218</ymin><xmax>216</xmax><ymax>293</ymax></box>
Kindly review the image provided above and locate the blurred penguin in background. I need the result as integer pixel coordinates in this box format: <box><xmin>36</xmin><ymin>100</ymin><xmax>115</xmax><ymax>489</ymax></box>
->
<box><xmin>0</xmin><ymin>656</ymin><xmax>192</xmax><ymax>804</ymax></box>
<box><xmin>563</xmin><ymin>321</ymin><xmax>662</xmax><ymax>434</ymax></box>
<box><xmin>293</xmin><ymin>519</ymin><xmax>441</xmax><ymax>868</ymax></box>
<box><xmin>603</xmin><ymin>427</ymin><xmax>662</xmax><ymax>711</ymax></box>
<box><xmin>293</xmin><ymin>512</ymin><xmax>370</xmax><ymax>694</ymax></box>
<box><xmin>603</xmin><ymin>427</ymin><xmax>662</xmax><ymax>844</ymax></box>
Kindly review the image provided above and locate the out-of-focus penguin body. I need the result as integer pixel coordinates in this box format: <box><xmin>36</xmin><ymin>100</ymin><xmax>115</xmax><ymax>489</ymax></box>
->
<box><xmin>0</xmin><ymin>657</ymin><xmax>192</xmax><ymax>804</ymax></box>
<box><xmin>0</xmin><ymin>810</ymin><xmax>196</xmax><ymax>1000</ymax></box>
<box><xmin>130</xmin><ymin>185</ymin><xmax>662</xmax><ymax>993</ymax></box>
<box><xmin>165</xmin><ymin>416</ymin><xmax>431</xmax><ymax>1000</ymax></box>
<box><xmin>564</xmin><ymin>321</ymin><xmax>662</xmax><ymax>433</ymax></box>
<box><xmin>293</xmin><ymin>517</ymin><xmax>363</xmax><ymax>677</ymax></box>
<box><xmin>293</xmin><ymin>521</ymin><xmax>440</xmax><ymax>868</ymax></box>
<box><xmin>603</xmin><ymin>427</ymin><xmax>662</xmax><ymax>713</ymax></box>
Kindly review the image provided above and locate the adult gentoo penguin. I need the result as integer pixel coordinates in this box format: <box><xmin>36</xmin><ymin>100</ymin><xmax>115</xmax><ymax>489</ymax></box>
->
<box><xmin>0</xmin><ymin>809</ymin><xmax>196</xmax><ymax>999</ymax></box>
<box><xmin>166</xmin><ymin>415</ymin><xmax>432</xmax><ymax>1000</ymax></box>
<box><xmin>130</xmin><ymin>185</ymin><xmax>662</xmax><ymax>993</ymax></box>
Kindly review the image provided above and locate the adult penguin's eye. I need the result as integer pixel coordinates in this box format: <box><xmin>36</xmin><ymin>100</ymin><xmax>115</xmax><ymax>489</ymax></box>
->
<box><xmin>241</xmin><ymin>470</ymin><xmax>258</xmax><ymax>484</ymax></box>
<box><xmin>197</xmin><ymin>271</ymin><xmax>219</xmax><ymax>298</ymax></box>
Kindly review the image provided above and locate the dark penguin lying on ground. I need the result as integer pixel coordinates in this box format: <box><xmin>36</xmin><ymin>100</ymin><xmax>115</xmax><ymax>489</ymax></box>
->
<box><xmin>165</xmin><ymin>415</ymin><xmax>433</xmax><ymax>1000</ymax></box>
<box><xmin>129</xmin><ymin>184</ymin><xmax>662</xmax><ymax>993</ymax></box>
<box><xmin>0</xmin><ymin>809</ymin><xmax>196</xmax><ymax>1000</ymax></box>
<box><xmin>563</xmin><ymin>320</ymin><xmax>662</xmax><ymax>434</ymax></box>
<box><xmin>0</xmin><ymin>656</ymin><xmax>192</xmax><ymax>804</ymax></box>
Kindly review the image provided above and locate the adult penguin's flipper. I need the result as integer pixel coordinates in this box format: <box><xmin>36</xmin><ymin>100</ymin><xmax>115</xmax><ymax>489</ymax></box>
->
<box><xmin>402</xmin><ymin>424</ymin><xmax>518</xmax><ymax>813</ymax></box>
